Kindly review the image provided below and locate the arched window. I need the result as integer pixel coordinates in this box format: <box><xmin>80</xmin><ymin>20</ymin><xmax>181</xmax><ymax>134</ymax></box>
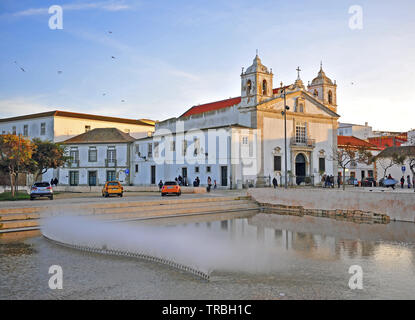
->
<box><xmin>328</xmin><ymin>90</ymin><xmax>333</xmax><ymax>104</ymax></box>
<box><xmin>246</xmin><ymin>80</ymin><xmax>252</xmax><ymax>96</ymax></box>
<box><xmin>262</xmin><ymin>80</ymin><xmax>267</xmax><ymax>95</ymax></box>
<box><xmin>313</xmin><ymin>89</ymin><xmax>318</xmax><ymax>97</ymax></box>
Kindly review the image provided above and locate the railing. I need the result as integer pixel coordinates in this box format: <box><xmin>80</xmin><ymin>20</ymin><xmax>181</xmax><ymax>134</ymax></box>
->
<box><xmin>105</xmin><ymin>159</ymin><xmax>117</xmax><ymax>167</ymax></box>
<box><xmin>69</xmin><ymin>160</ymin><xmax>80</xmax><ymax>168</ymax></box>
<box><xmin>290</xmin><ymin>137</ymin><xmax>316</xmax><ymax>147</ymax></box>
<box><xmin>278</xmin><ymin>175</ymin><xmax>315</xmax><ymax>187</ymax></box>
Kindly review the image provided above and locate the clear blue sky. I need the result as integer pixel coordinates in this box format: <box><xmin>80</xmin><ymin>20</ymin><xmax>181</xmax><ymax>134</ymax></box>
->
<box><xmin>1</xmin><ymin>0</ymin><xmax>414</xmax><ymax>131</ymax></box>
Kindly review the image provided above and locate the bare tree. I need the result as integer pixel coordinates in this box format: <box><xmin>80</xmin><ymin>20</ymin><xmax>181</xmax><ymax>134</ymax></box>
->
<box><xmin>330</xmin><ymin>144</ymin><xmax>373</xmax><ymax>190</ymax></box>
<box><xmin>375</xmin><ymin>153</ymin><xmax>406</xmax><ymax>179</ymax></box>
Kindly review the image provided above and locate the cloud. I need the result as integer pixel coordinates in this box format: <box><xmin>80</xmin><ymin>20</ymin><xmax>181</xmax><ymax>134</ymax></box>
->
<box><xmin>12</xmin><ymin>1</ymin><xmax>133</xmax><ymax>17</ymax></box>
<box><xmin>0</xmin><ymin>96</ymin><xmax>53</xmax><ymax>118</ymax></box>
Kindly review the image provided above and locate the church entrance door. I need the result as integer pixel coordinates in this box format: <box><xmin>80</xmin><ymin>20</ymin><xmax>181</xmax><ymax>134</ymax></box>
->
<box><xmin>295</xmin><ymin>153</ymin><xmax>306</xmax><ymax>185</ymax></box>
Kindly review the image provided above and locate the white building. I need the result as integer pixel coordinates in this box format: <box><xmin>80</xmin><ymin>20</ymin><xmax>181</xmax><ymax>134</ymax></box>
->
<box><xmin>0</xmin><ymin>110</ymin><xmax>154</xmax><ymax>183</ymax></box>
<box><xmin>402</xmin><ymin>129</ymin><xmax>415</xmax><ymax>146</ymax></box>
<box><xmin>338</xmin><ymin>122</ymin><xmax>373</xmax><ymax>140</ymax></box>
<box><xmin>129</xmin><ymin>55</ymin><xmax>340</xmax><ymax>188</ymax></box>
<box><xmin>59</xmin><ymin>128</ymin><xmax>136</xmax><ymax>186</ymax></box>
<box><xmin>337</xmin><ymin>135</ymin><xmax>381</xmax><ymax>183</ymax></box>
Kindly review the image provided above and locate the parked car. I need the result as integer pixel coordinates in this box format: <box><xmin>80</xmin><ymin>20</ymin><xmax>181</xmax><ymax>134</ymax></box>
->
<box><xmin>102</xmin><ymin>181</ymin><xmax>123</xmax><ymax>197</ymax></box>
<box><xmin>30</xmin><ymin>182</ymin><xmax>53</xmax><ymax>200</ymax></box>
<box><xmin>161</xmin><ymin>181</ymin><xmax>181</xmax><ymax>196</ymax></box>
<box><xmin>362</xmin><ymin>177</ymin><xmax>376</xmax><ymax>187</ymax></box>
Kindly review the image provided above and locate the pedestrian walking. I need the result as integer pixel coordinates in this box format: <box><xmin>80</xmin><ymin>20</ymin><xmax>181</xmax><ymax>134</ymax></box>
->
<box><xmin>400</xmin><ymin>176</ymin><xmax>405</xmax><ymax>189</ymax></box>
<box><xmin>158</xmin><ymin>180</ymin><xmax>163</xmax><ymax>191</ymax></box>
<box><xmin>407</xmin><ymin>175</ymin><xmax>412</xmax><ymax>189</ymax></box>
<box><xmin>272</xmin><ymin>177</ymin><xmax>278</xmax><ymax>188</ymax></box>
<box><xmin>337</xmin><ymin>174</ymin><xmax>341</xmax><ymax>188</ymax></box>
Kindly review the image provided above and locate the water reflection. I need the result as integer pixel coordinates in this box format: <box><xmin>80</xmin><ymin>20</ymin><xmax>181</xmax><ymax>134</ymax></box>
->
<box><xmin>1</xmin><ymin>212</ymin><xmax>415</xmax><ymax>299</ymax></box>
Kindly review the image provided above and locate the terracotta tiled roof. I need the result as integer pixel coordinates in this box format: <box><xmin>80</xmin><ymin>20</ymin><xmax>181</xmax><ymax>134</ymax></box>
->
<box><xmin>0</xmin><ymin>110</ymin><xmax>154</xmax><ymax>126</ymax></box>
<box><xmin>338</xmin><ymin>136</ymin><xmax>380</xmax><ymax>150</ymax></box>
<box><xmin>181</xmin><ymin>97</ymin><xmax>241</xmax><ymax>117</ymax></box>
<box><xmin>180</xmin><ymin>87</ymin><xmax>290</xmax><ymax>118</ymax></box>
<box><xmin>63</xmin><ymin>128</ymin><xmax>136</xmax><ymax>144</ymax></box>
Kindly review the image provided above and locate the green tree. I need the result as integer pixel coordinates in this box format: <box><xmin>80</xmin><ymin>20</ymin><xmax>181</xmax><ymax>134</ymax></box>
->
<box><xmin>30</xmin><ymin>138</ymin><xmax>69</xmax><ymax>181</ymax></box>
<box><xmin>0</xmin><ymin>134</ymin><xmax>34</xmax><ymax>197</ymax></box>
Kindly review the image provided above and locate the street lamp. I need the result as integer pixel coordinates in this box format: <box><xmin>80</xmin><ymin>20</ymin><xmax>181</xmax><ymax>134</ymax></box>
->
<box><xmin>280</xmin><ymin>82</ymin><xmax>290</xmax><ymax>189</ymax></box>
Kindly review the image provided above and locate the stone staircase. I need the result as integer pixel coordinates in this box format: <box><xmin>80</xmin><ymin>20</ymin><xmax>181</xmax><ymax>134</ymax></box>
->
<box><xmin>0</xmin><ymin>196</ymin><xmax>259</xmax><ymax>233</ymax></box>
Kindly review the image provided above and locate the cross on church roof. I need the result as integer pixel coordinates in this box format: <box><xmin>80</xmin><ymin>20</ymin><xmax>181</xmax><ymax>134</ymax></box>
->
<box><xmin>296</xmin><ymin>66</ymin><xmax>301</xmax><ymax>79</ymax></box>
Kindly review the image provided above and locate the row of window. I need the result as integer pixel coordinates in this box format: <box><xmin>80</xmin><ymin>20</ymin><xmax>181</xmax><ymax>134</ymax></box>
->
<box><xmin>68</xmin><ymin>170</ymin><xmax>116</xmax><ymax>186</ymax></box>
<box><xmin>69</xmin><ymin>147</ymin><xmax>116</xmax><ymax>163</ymax></box>
<box><xmin>137</xmin><ymin>138</ymin><xmax>203</xmax><ymax>159</ymax></box>
<box><xmin>273</xmin><ymin>155</ymin><xmax>326</xmax><ymax>172</ymax></box>
<box><xmin>312</xmin><ymin>89</ymin><xmax>334</xmax><ymax>105</ymax></box>
<box><xmin>1</xmin><ymin>123</ymin><xmax>46</xmax><ymax>136</ymax></box>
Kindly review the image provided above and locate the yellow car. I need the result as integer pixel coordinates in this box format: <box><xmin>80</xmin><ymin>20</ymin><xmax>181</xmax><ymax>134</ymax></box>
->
<box><xmin>102</xmin><ymin>181</ymin><xmax>123</xmax><ymax>197</ymax></box>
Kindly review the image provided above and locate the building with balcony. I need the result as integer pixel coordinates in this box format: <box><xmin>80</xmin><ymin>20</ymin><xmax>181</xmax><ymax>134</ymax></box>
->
<box><xmin>128</xmin><ymin>55</ymin><xmax>340</xmax><ymax>187</ymax></box>
<box><xmin>59</xmin><ymin>128</ymin><xmax>135</xmax><ymax>186</ymax></box>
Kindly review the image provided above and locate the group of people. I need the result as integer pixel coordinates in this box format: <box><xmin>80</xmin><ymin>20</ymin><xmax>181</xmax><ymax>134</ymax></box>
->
<box><xmin>158</xmin><ymin>176</ymin><xmax>217</xmax><ymax>192</ymax></box>
<box><xmin>322</xmin><ymin>174</ymin><xmax>338</xmax><ymax>188</ymax></box>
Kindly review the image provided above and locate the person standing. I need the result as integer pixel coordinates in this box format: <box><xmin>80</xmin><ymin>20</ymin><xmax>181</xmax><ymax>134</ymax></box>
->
<box><xmin>337</xmin><ymin>174</ymin><xmax>341</xmax><ymax>188</ymax></box>
<box><xmin>272</xmin><ymin>177</ymin><xmax>278</xmax><ymax>188</ymax></box>
<box><xmin>400</xmin><ymin>176</ymin><xmax>405</xmax><ymax>189</ymax></box>
<box><xmin>207</xmin><ymin>176</ymin><xmax>212</xmax><ymax>192</ymax></box>
<box><xmin>407</xmin><ymin>175</ymin><xmax>412</xmax><ymax>189</ymax></box>
<box><xmin>158</xmin><ymin>180</ymin><xmax>163</xmax><ymax>191</ymax></box>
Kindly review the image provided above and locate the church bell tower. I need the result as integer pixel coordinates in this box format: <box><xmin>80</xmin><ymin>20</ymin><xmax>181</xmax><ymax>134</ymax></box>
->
<box><xmin>241</xmin><ymin>53</ymin><xmax>273</xmax><ymax>107</ymax></box>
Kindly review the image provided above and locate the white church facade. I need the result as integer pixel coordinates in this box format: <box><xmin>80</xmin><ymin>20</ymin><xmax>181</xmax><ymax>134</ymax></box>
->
<box><xmin>129</xmin><ymin>55</ymin><xmax>340</xmax><ymax>188</ymax></box>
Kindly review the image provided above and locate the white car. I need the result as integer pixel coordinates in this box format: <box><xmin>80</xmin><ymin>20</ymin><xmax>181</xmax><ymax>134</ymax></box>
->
<box><xmin>30</xmin><ymin>182</ymin><xmax>53</xmax><ymax>200</ymax></box>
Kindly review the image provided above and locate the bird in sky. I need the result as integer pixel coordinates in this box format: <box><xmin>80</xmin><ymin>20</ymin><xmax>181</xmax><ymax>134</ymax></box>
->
<box><xmin>121</xmin><ymin>100</ymin><xmax>125</xmax><ymax>102</ymax></box>
<box><xmin>14</xmin><ymin>61</ymin><xmax>25</xmax><ymax>72</ymax></box>
<box><xmin>102</xmin><ymin>93</ymin><xmax>106</xmax><ymax>96</ymax></box>
<box><xmin>108</xmin><ymin>31</ymin><xmax>112</xmax><ymax>34</ymax></box>
<box><xmin>57</xmin><ymin>71</ymin><xmax>63</xmax><ymax>74</ymax></box>
<box><xmin>111</xmin><ymin>56</ymin><xmax>116</xmax><ymax>59</ymax></box>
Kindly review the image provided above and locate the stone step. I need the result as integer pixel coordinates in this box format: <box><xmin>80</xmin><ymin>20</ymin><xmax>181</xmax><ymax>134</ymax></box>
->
<box><xmin>96</xmin><ymin>203</ymin><xmax>259</xmax><ymax>221</ymax></box>
<box><xmin>0</xmin><ymin>213</ymin><xmax>40</xmax><ymax>222</ymax></box>
<box><xmin>0</xmin><ymin>219</ymin><xmax>40</xmax><ymax>230</ymax></box>
<box><xmin>0</xmin><ymin>196</ymin><xmax>238</xmax><ymax>215</ymax></box>
<box><xmin>0</xmin><ymin>198</ymin><xmax>258</xmax><ymax>232</ymax></box>
<box><xmin>92</xmin><ymin>199</ymin><xmax>254</xmax><ymax>215</ymax></box>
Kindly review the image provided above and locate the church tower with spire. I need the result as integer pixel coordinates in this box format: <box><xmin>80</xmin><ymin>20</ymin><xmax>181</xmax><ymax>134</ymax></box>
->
<box><xmin>240</xmin><ymin>53</ymin><xmax>273</xmax><ymax>107</ymax></box>
<box><xmin>307</xmin><ymin>63</ymin><xmax>337</xmax><ymax>112</ymax></box>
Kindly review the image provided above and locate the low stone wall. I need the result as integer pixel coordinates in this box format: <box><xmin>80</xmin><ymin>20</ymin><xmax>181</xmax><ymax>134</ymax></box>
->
<box><xmin>261</xmin><ymin>203</ymin><xmax>389</xmax><ymax>223</ymax></box>
<box><xmin>248</xmin><ymin>188</ymin><xmax>415</xmax><ymax>223</ymax></box>
<box><xmin>0</xmin><ymin>186</ymin><xmax>30</xmax><ymax>194</ymax></box>
<box><xmin>52</xmin><ymin>185</ymin><xmax>206</xmax><ymax>194</ymax></box>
